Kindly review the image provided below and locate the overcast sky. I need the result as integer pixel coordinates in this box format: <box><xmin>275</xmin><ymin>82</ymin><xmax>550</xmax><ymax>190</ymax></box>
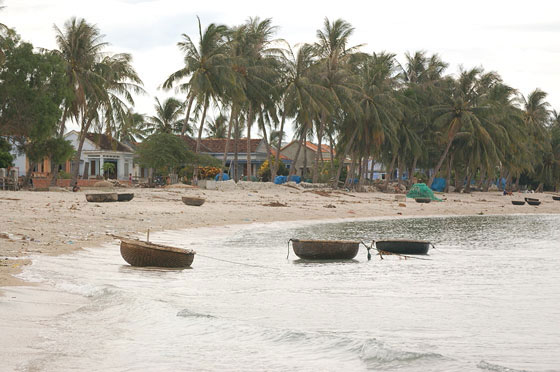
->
<box><xmin>3</xmin><ymin>0</ymin><xmax>560</xmax><ymax>139</ymax></box>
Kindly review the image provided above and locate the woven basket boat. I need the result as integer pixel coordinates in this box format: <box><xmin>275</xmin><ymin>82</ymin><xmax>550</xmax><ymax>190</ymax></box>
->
<box><xmin>117</xmin><ymin>193</ymin><xmax>134</xmax><ymax>202</ymax></box>
<box><xmin>291</xmin><ymin>239</ymin><xmax>359</xmax><ymax>260</ymax></box>
<box><xmin>182</xmin><ymin>197</ymin><xmax>205</xmax><ymax>206</ymax></box>
<box><xmin>511</xmin><ymin>200</ymin><xmax>525</xmax><ymax>205</ymax></box>
<box><xmin>415</xmin><ymin>198</ymin><xmax>432</xmax><ymax>203</ymax></box>
<box><xmin>526</xmin><ymin>200</ymin><xmax>541</xmax><ymax>206</ymax></box>
<box><xmin>85</xmin><ymin>193</ymin><xmax>117</xmax><ymax>202</ymax></box>
<box><xmin>375</xmin><ymin>239</ymin><xmax>430</xmax><ymax>255</ymax></box>
<box><xmin>553</xmin><ymin>195</ymin><xmax>560</xmax><ymax>201</ymax></box>
<box><xmin>120</xmin><ymin>238</ymin><xmax>195</xmax><ymax>268</ymax></box>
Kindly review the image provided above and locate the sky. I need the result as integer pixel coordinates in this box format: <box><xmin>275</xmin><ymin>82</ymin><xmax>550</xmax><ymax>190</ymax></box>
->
<box><xmin>3</xmin><ymin>0</ymin><xmax>560</xmax><ymax>139</ymax></box>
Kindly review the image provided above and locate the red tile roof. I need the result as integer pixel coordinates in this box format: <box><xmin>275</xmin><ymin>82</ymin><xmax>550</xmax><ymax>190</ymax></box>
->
<box><xmin>198</xmin><ymin>138</ymin><xmax>262</xmax><ymax>154</ymax></box>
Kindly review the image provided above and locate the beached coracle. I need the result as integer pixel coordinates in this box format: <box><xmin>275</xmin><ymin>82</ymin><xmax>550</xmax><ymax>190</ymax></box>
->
<box><xmin>375</xmin><ymin>239</ymin><xmax>431</xmax><ymax>255</ymax></box>
<box><xmin>526</xmin><ymin>200</ymin><xmax>541</xmax><ymax>206</ymax></box>
<box><xmin>415</xmin><ymin>198</ymin><xmax>432</xmax><ymax>203</ymax></box>
<box><xmin>512</xmin><ymin>200</ymin><xmax>526</xmax><ymax>205</ymax></box>
<box><xmin>85</xmin><ymin>193</ymin><xmax>118</xmax><ymax>202</ymax></box>
<box><xmin>117</xmin><ymin>193</ymin><xmax>134</xmax><ymax>202</ymax></box>
<box><xmin>553</xmin><ymin>196</ymin><xmax>560</xmax><ymax>201</ymax></box>
<box><xmin>290</xmin><ymin>239</ymin><xmax>360</xmax><ymax>260</ymax></box>
<box><xmin>119</xmin><ymin>238</ymin><xmax>195</xmax><ymax>268</ymax></box>
<box><xmin>182</xmin><ymin>197</ymin><xmax>205</xmax><ymax>206</ymax></box>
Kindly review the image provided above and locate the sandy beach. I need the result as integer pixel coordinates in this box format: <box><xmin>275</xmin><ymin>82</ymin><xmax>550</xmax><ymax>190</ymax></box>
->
<box><xmin>1</xmin><ymin>183</ymin><xmax>559</xmax><ymax>289</ymax></box>
<box><xmin>1</xmin><ymin>183</ymin><xmax>559</xmax><ymax>371</ymax></box>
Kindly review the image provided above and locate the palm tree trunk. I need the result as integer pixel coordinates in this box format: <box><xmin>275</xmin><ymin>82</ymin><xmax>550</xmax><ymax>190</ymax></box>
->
<box><xmin>246</xmin><ymin>103</ymin><xmax>254</xmax><ymax>180</ymax></box>
<box><xmin>409</xmin><ymin>155</ymin><xmax>418</xmax><ymax>187</ymax></box>
<box><xmin>234</xmin><ymin>119</ymin><xmax>239</xmax><ymax>182</ymax></box>
<box><xmin>465</xmin><ymin>168</ymin><xmax>473</xmax><ymax>193</ymax></box>
<box><xmin>259</xmin><ymin>117</ymin><xmax>273</xmax><ymax>181</ymax></box>
<box><xmin>383</xmin><ymin>153</ymin><xmax>398</xmax><ymax>192</ymax></box>
<box><xmin>334</xmin><ymin>126</ymin><xmax>359</xmax><ymax>188</ymax></box>
<box><xmin>445</xmin><ymin>152</ymin><xmax>453</xmax><ymax>193</ymax></box>
<box><xmin>193</xmin><ymin>95</ymin><xmax>209</xmax><ymax>184</ymax></box>
<box><xmin>328</xmin><ymin>134</ymin><xmax>335</xmax><ymax>180</ymax></box>
<box><xmin>345</xmin><ymin>152</ymin><xmax>356</xmax><ymax>188</ymax></box>
<box><xmin>514</xmin><ymin>175</ymin><xmax>520</xmax><ymax>192</ymax></box>
<box><xmin>288</xmin><ymin>134</ymin><xmax>305</xmax><ymax>178</ymax></box>
<box><xmin>312</xmin><ymin>114</ymin><xmax>326</xmax><ymax>183</ymax></box>
<box><xmin>303</xmin><ymin>138</ymin><xmax>308</xmax><ymax>180</ymax></box>
<box><xmin>219</xmin><ymin>105</ymin><xmax>236</xmax><ymax>181</ymax></box>
<box><xmin>70</xmin><ymin>117</ymin><xmax>94</xmax><ymax>187</ymax></box>
<box><xmin>181</xmin><ymin>95</ymin><xmax>195</xmax><ymax>137</ymax></box>
<box><xmin>428</xmin><ymin>136</ymin><xmax>455</xmax><ymax>187</ymax></box>
<box><xmin>271</xmin><ymin>109</ymin><xmax>286</xmax><ymax>180</ymax></box>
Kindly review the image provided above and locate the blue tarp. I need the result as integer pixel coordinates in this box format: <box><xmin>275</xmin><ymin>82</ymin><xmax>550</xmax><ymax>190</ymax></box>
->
<box><xmin>430</xmin><ymin>177</ymin><xmax>446</xmax><ymax>192</ymax></box>
<box><xmin>215</xmin><ymin>173</ymin><xmax>230</xmax><ymax>181</ymax></box>
<box><xmin>274</xmin><ymin>175</ymin><xmax>287</xmax><ymax>184</ymax></box>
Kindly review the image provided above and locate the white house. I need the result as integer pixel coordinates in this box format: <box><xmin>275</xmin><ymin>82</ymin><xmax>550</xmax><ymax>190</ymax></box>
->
<box><xmin>64</xmin><ymin>131</ymin><xmax>135</xmax><ymax>180</ymax></box>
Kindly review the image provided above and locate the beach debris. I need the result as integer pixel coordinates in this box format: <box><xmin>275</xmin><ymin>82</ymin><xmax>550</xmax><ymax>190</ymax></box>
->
<box><xmin>263</xmin><ymin>201</ymin><xmax>288</xmax><ymax>207</ymax></box>
<box><xmin>398</xmin><ymin>203</ymin><xmax>406</xmax><ymax>207</ymax></box>
<box><xmin>324</xmin><ymin>204</ymin><xmax>336</xmax><ymax>208</ymax></box>
<box><xmin>0</xmin><ymin>232</ymin><xmax>11</xmax><ymax>240</ymax></box>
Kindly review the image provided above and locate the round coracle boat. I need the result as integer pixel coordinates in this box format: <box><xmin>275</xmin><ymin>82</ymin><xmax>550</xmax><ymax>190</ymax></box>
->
<box><xmin>182</xmin><ymin>197</ymin><xmax>205</xmax><ymax>206</ymax></box>
<box><xmin>85</xmin><ymin>193</ymin><xmax>118</xmax><ymax>202</ymax></box>
<box><xmin>511</xmin><ymin>200</ymin><xmax>525</xmax><ymax>206</ymax></box>
<box><xmin>291</xmin><ymin>239</ymin><xmax>359</xmax><ymax>260</ymax></box>
<box><xmin>120</xmin><ymin>238</ymin><xmax>195</xmax><ymax>268</ymax></box>
<box><xmin>552</xmin><ymin>195</ymin><xmax>560</xmax><ymax>201</ymax></box>
<box><xmin>375</xmin><ymin>239</ymin><xmax>430</xmax><ymax>255</ymax></box>
<box><xmin>415</xmin><ymin>198</ymin><xmax>432</xmax><ymax>203</ymax></box>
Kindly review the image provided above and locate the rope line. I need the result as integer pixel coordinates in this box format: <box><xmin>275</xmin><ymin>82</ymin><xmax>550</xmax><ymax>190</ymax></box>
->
<box><xmin>196</xmin><ymin>253</ymin><xmax>280</xmax><ymax>270</ymax></box>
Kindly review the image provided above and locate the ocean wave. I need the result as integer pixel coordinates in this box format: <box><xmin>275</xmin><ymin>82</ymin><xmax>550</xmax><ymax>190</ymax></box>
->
<box><xmin>360</xmin><ymin>338</ymin><xmax>444</xmax><ymax>365</ymax></box>
<box><xmin>477</xmin><ymin>360</ymin><xmax>532</xmax><ymax>372</ymax></box>
<box><xmin>177</xmin><ymin>308</ymin><xmax>216</xmax><ymax>319</ymax></box>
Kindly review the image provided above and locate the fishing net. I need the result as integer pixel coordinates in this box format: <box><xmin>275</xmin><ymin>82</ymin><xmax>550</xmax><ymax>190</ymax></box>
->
<box><xmin>406</xmin><ymin>183</ymin><xmax>443</xmax><ymax>201</ymax></box>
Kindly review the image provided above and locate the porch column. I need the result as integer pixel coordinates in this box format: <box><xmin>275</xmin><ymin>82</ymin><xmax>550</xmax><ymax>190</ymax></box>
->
<box><xmin>100</xmin><ymin>156</ymin><xmax>104</xmax><ymax>177</ymax></box>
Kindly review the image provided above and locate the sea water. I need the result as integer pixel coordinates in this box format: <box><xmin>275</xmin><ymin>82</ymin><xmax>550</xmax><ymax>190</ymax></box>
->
<box><xmin>12</xmin><ymin>215</ymin><xmax>560</xmax><ymax>371</ymax></box>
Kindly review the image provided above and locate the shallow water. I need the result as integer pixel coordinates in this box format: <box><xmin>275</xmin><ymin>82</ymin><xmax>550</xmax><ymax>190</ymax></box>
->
<box><xmin>15</xmin><ymin>215</ymin><xmax>560</xmax><ymax>371</ymax></box>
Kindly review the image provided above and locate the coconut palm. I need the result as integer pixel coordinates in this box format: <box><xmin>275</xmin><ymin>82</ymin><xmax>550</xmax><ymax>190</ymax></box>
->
<box><xmin>113</xmin><ymin>109</ymin><xmax>149</xmax><ymax>143</ymax></box>
<box><xmin>206</xmin><ymin>113</ymin><xmax>228</xmax><ymax>138</ymax></box>
<box><xmin>311</xmin><ymin>17</ymin><xmax>362</xmax><ymax>183</ymax></box>
<box><xmin>145</xmin><ymin>97</ymin><xmax>185</xmax><ymax>134</ymax></box>
<box><xmin>163</xmin><ymin>17</ymin><xmax>232</xmax><ymax>148</ymax></box>
<box><xmin>277</xmin><ymin>42</ymin><xmax>331</xmax><ymax>179</ymax></box>
<box><xmin>54</xmin><ymin>18</ymin><xmax>143</xmax><ymax>186</ymax></box>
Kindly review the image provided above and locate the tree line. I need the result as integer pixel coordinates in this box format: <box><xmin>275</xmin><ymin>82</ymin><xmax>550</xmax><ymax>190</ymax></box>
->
<box><xmin>1</xmin><ymin>8</ymin><xmax>560</xmax><ymax>190</ymax></box>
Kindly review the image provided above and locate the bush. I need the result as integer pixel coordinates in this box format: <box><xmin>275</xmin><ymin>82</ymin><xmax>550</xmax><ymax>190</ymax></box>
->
<box><xmin>58</xmin><ymin>170</ymin><xmax>71</xmax><ymax>179</ymax></box>
<box><xmin>198</xmin><ymin>166</ymin><xmax>221</xmax><ymax>180</ymax></box>
<box><xmin>258</xmin><ymin>157</ymin><xmax>288</xmax><ymax>182</ymax></box>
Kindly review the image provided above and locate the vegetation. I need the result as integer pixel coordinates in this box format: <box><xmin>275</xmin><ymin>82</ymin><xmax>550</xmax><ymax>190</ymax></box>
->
<box><xmin>136</xmin><ymin>133</ymin><xmax>218</xmax><ymax>176</ymax></box>
<box><xmin>0</xmin><ymin>138</ymin><xmax>13</xmax><ymax>168</ymax></box>
<box><xmin>1</xmin><ymin>8</ymin><xmax>559</xmax><ymax>191</ymax></box>
<box><xmin>258</xmin><ymin>157</ymin><xmax>288</xmax><ymax>182</ymax></box>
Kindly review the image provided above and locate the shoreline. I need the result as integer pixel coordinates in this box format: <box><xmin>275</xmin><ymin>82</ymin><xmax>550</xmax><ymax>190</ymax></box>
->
<box><xmin>2</xmin><ymin>185</ymin><xmax>559</xmax><ymax>291</ymax></box>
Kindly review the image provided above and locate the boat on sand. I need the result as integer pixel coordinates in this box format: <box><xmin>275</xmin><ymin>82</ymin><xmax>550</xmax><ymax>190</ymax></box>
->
<box><xmin>119</xmin><ymin>238</ymin><xmax>195</xmax><ymax>268</ymax></box>
<box><xmin>290</xmin><ymin>239</ymin><xmax>359</xmax><ymax>260</ymax></box>
<box><xmin>182</xmin><ymin>197</ymin><xmax>205</xmax><ymax>206</ymax></box>
<box><xmin>85</xmin><ymin>193</ymin><xmax>117</xmax><ymax>202</ymax></box>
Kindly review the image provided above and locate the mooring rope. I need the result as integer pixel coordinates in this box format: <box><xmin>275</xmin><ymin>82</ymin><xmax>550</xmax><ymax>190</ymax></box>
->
<box><xmin>195</xmin><ymin>253</ymin><xmax>280</xmax><ymax>270</ymax></box>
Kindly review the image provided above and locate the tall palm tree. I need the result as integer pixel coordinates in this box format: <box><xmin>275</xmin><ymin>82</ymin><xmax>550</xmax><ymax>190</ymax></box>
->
<box><xmin>54</xmin><ymin>18</ymin><xmax>143</xmax><ymax>186</ymax></box>
<box><xmin>312</xmin><ymin>17</ymin><xmax>362</xmax><ymax>183</ymax></box>
<box><xmin>113</xmin><ymin>109</ymin><xmax>149</xmax><ymax>143</ymax></box>
<box><xmin>230</xmin><ymin>17</ymin><xmax>281</xmax><ymax>179</ymax></box>
<box><xmin>427</xmin><ymin>68</ymin><xmax>490</xmax><ymax>187</ymax></box>
<box><xmin>278</xmin><ymin>42</ymin><xmax>330</xmax><ymax>179</ymax></box>
<box><xmin>163</xmin><ymin>17</ymin><xmax>232</xmax><ymax>148</ymax></box>
<box><xmin>145</xmin><ymin>97</ymin><xmax>185</xmax><ymax>134</ymax></box>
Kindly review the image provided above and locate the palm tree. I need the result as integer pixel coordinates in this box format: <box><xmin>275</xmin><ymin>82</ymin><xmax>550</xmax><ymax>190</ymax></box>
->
<box><xmin>206</xmin><ymin>113</ymin><xmax>228</xmax><ymax>138</ymax></box>
<box><xmin>277</xmin><ymin>42</ymin><xmax>330</xmax><ymax>179</ymax></box>
<box><xmin>54</xmin><ymin>18</ymin><xmax>143</xmax><ymax>186</ymax></box>
<box><xmin>113</xmin><ymin>109</ymin><xmax>149</xmax><ymax>143</ymax></box>
<box><xmin>163</xmin><ymin>17</ymin><xmax>231</xmax><ymax>147</ymax></box>
<box><xmin>145</xmin><ymin>97</ymin><xmax>185</xmax><ymax>134</ymax></box>
<box><xmin>231</xmin><ymin>17</ymin><xmax>281</xmax><ymax>179</ymax></box>
<box><xmin>312</xmin><ymin>17</ymin><xmax>362</xmax><ymax>183</ymax></box>
<box><xmin>427</xmin><ymin>68</ymin><xmax>490</xmax><ymax>187</ymax></box>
